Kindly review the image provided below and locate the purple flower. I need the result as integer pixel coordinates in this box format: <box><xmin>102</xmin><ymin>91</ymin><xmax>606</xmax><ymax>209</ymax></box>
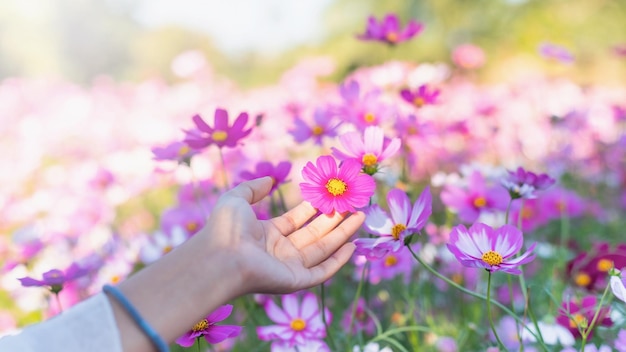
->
<box><xmin>616</xmin><ymin>329</ymin><xmax>626</xmax><ymax>352</ymax></box>
<box><xmin>539</xmin><ymin>42</ymin><xmax>575</xmax><ymax>64</ymax></box>
<box><xmin>257</xmin><ymin>293</ymin><xmax>330</xmax><ymax>349</ymax></box>
<box><xmin>334</xmin><ymin>80</ymin><xmax>391</xmax><ymax>130</ymax></box>
<box><xmin>176</xmin><ymin>304</ymin><xmax>242</xmax><ymax>347</ymax></box>
<box><xmin>18</xmin><ymin>263</ymin><xmax>89</xmax><ymax>293</ymax></box>
<box><xmin>357</xmin><ymin>13</ymin><xmax>424</xmax><ymax>45</ymax></box>
<box><xmin>446</xmin><ymin>223</ymin><xmax>536</xmax><ymax>275</ymax></box>
<box><xmin>151</xmin><ymin>140</ymin><xmax>198</xmax><ymax>164</ymax></box>
<box><xmin>331</xmin><ymin>126</ymin><xmax>401</xmax><ymax>175</ymax></box>
<box><xmin>184</xmin><ymin>108</ymin><xmax>252</xmax><ymax>150</ymax></box>
<box><xmin>400</xmin><ymin>85</ymin><xmax>440</xmax><ymax>108</ymax></box>
<box><xmin>440</xmin><ymin>171</ymin><xmax>509</xmax><ymax>223</ymax></box>
<box><xmin>340</xmin><ymin>298</ymin><xmax>375</xmax><ymax>335</ymax></box>
<box><xmin>239</xmin><ymin>161</ymin><xmax>292</xmax><ymax>195</ymax></box>
<box><xmin>556</xmin><ymin>296</ymin><xmax>612</xmax><ymax>339</ymax></box>
<box><xmin>501</xmin><ymin>167</ymin><xmax>556</xmax><ymax>199</ymax></box>
<box><xmin>289</xmin><ymin>108</ymin><xmax>339</xmax><ymax>145</ymax></box>
<box><xmin>354</xmin><ymin>187</ymin><xmax>431</xmax><ymax>259</ymax></box>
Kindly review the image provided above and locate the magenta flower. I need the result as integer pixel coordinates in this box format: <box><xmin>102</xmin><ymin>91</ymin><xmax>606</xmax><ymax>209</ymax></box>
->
<box><xmin>354</xmin><ymin>187</ymin><xmax>431</xmax><ymax>259</ymax></box>
<box><xmin>289</xmin><ymin>108</ymin><xmax>340</xmax><ymax>145</ymax></box>
<box><xmin>539</xmin><ymin>42</ymin><xmax>575</xmax><ymax>64</ymax></box>
<box><xmin>160</xmin><ymin>204</ymin><xmax>206</xmax><ymax>236</ymax></box>
<box><xmin>501</xmin><ymin>167</ymin><xmax>556</xmax><ymax>199</ymax></box>
<box><xmin>556</xmin><ymin>296</ymin><xmax>611</xmax><ymax>339</ymax></box>
<box><xmin>354</xmin><ymin>247</ymin><xmax>416</xmax><ymax>285</ymax></box>
<box><xmin>440</xmin><ymin>171</ymin><xmax>509</xmax><ymax>223</ymax></box>
<box><xmin>331</xmin><ymin>126</ymin><xmax>401</xmax><ymax>175</ymax></box>
<box><xmin>452</xmin><ymin>43</ymin><xmax>486</xmax><ymax>70</ymax></box>
<box><xmin>176</xmin><ymin>304</ymin><xmax>242</xmax><ymax>347</ymax></box>
<box><xmin>340</xmin><ymin>298</ymin><xmax>375</xmax><ymax>335</ymax></box>
<box><xmin>300</xmin><ymin>155</ymin><xmax>376</xmax><ymax>215</ymax></box>
<box><xmin>184</xmin><ymin>108</ymin><xmax>252</xmax><ymax>149</ymax></box>
<box><xmin>446</xmin><ymin>223</ymin><xmax>536</xmax><ymax>275</ymax></box>
<box><xmin>18</xmin><ymin>263</ymin><xmax>89</xmax><ymax>293</ymax></box>
<box><xmin>334</xmin><ymin>80</ymin><xmax>391</xmax><ymax>130</ymax></box>
<box><xmin>400</xmin><ymin>85</ymin><xmax>440</xmax><ymax>108</ymax></box>
<box><xmin>257</xmin><ymin>293</ymin><xmax>330</xmax><ymax>349</ymax></box>
<box><xmin>151</xmin><ymin>140</ymin><xmax>198</xmax><ymax>164</ymax></box>
<box><xmin>357</xmin><ymin>13</ymin><xmax>424</xmax><ymax>45</ymax></box>
<box><xmin>239</xmin><ymin>161</ymin><xmax>292</xmax><ymax>195</ymax></box>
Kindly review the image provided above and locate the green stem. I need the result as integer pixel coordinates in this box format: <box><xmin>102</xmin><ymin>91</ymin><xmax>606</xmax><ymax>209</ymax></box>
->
<box><xmin>217</xmin><ymin>148</ymin><xmax>230</xmax><ymax>189</ymax></box>
<box><xmin>319</xmin><ymin>283</ymin><xmax>336</xmax><ymax>350</ymax></box>
<box><xmin>54</xmin><ymin>292</ymin><xmax>63</xmax><ymax>313</ymax></box>
<box><xmin>487</xmin><ymin>272</ymin><xmax>505</xmax><ymax>348</ymax></box>
<box><xmin>581</xmin><ymin>281</ymin><xmax>612</xmax><ymax>347</ymax></box>
<box><xmin>347</xmin><ymin>262</ymin><xmax>369</xmax><ymax>351</ymax></box>
<box><xmin>504</xmin><ymin>198</ymin><xmax>513</xmax><ymax>225</ymax></box>
<box><xmin>406</xmin><ymin>245</ymin><xmax>549</xmax><ymax>351</ymax></box>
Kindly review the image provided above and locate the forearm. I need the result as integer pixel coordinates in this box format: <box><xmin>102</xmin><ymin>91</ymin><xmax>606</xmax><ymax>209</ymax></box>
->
<box><xmin>107</xmin><ymin>233</ymin><xmax>245</xmax><ymax>351</ymax></box>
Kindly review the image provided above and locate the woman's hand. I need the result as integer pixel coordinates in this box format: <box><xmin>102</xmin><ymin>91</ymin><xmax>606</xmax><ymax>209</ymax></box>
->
<box><xmin>202</xmin><ymin>176</ymin><xmax>365</xmax><ymax>294</ymax></box>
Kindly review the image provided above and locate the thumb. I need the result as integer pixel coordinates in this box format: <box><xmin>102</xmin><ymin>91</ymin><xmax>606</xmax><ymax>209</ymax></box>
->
<box><xmin>225</xmin><ymin>177</ymin><xmax>273</xmax><ymax>205</ymax></box>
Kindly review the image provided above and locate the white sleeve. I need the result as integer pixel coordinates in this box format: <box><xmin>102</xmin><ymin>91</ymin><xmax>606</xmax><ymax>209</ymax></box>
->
<box><xmin>0</xmin><ymin>293</ymin><xmax>123</xmax><ymax>352</ymax></box>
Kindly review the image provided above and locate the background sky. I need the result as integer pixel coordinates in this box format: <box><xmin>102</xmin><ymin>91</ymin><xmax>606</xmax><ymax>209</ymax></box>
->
<box><xmin>133</xmin><ymin>0</ymin><xmax>335</xmax><ymax>56</ymax></box>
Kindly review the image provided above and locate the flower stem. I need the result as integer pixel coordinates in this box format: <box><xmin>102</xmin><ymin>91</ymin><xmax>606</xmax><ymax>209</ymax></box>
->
<box><xmin>504</xmin><ymin>198</ymin><xmax>513</xmax><ymax>225</ymax></box>
<box><xmin>581</xmin><ymin>280</ymin><xmax>612</xmax><ymax>348</ymax></box>
<box><xmin>406</xmin><ymin>245</ymin><xmax>549</xmax><ymax>351</ymax></box>
<box><xmin>217</xmin><ymin>148</ymin><xmax>230</xmax><ymax>189</ymax></box>
<box><xmin>320</xmin><ymin>283</ymin><xmax>336</xmax><ymax>351</ymax></box>
<box><xmin>487</xmin><ymin>272</ymin><xmax>505</xmax><ymax>348</ymax></box>
<box><xmin>54</xmin><ymin>292</ymin><xmax>63</xmax><ymax>313</ymax></box>
<box><xmin>347</xmin><ymin>262</ymin><xmax>369</xmax><ymax>351</ymax></box>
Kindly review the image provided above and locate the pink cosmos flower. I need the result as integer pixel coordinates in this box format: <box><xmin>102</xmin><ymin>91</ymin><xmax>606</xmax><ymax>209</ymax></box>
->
<box><xmin>239</xmin><ymin>161</ymin><xmax>292</xmax><ymax>195</ymax></box>
<box><xmin>452</xmin><ymin>43</ymin><xmax>486</xmax><ymax>70</ymax></box>
<box><xmin>331</xmin><ymin>126</ymin><xmax>401</xmax><ymax>175</ymax></box>
<box><xmin>139</xmin><ymin>227</ymin><xmax>188</xmax><ymax>264</ymax></box>
<box><xmin>176</xmin><ymin>304</ymin><xmax>243</xmax><ymax>347</ymax></box>
<box><xmin>353</xmin><ymin>246</ymin><xmax>416</xmax><ymax>285</ymax></box>
<box><xmin>616</xmin><ymin>329</ymin><xmax>626</xmax><ymax>352</ymax></box>
<box><xmin>289</xmin><ymin>108</ymin><xmax>340</xmax><ymax>146</ymax></box>
<box><xmin>539</xmin><ymin>42</ymin><xmax>575</xmax><ymax>64</ymax></box>
<box><xmin>184</xmin><ymin>108</ymin><xmax>252</xmax><ymax>150</ymax></box>
<box><xmin>446</xmin><ymin>223</ymin><xmax>536</xmax><ymax>275</ymax></box>
<box><xmin>257</xmin><ymin>293</ymin><xmax>330</xmax><ymax>350</ymax></box>
<box><xmin>160</xmin><ymin>204</ymin><xmax>206</xmax><ymax>236</ymax></box>
<box><xmin>340</xmin><ymin>298</ymin><xmax>376</xmax><ymax>335</ymax></box>
<box><xmin>357</xmin><ymin>13</ymin><xmax>424</xmax><ymax>45</ymax></box>
<box><xmin>440</xmin><ymin>171</ymin><xmax>509</xmax><ymax>223</ymax></box>
<box><xmin>501</xmin><ymin>167</ymin><xmax>556</xmax><ymax>199</ymax></box>
<box><xmin>151</xmin><ymin>140</ymin><xmax>198</xmax><ymax>164</ymax></box>
<box><xmin>354</xmin><ymin>187</ymin><xmax>431</xmax><ymax>259</ymax></box>
<box><xmin>334</xmin><ymin>80</ymin><xmax>391</xmax><ymax>130</ymax></box>
<box><xmin>400</xmin><ymin>85</ymin><xmax>440</xmax><ymax>108</ymax></box>
<box><xmin>556</xmin><ymin>296</ymin><xmax>612</xmax><ymax>339</ymax></box>
<box><xmin>299</xmin><ymin>155</ymin><xmax>376</xmax><ymax>215</ymax></box>
<box><xmin>18</xmin><ymin>263</ymin><xmax>89</xmax><ymax>292</ymax></box>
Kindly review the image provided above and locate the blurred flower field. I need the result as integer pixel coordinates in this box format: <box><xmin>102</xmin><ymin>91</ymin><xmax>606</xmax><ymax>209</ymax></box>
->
<box><xmin>2</xmin><ymin>7</ymin><xmax>626</xmax><ymax>352</ymax></box>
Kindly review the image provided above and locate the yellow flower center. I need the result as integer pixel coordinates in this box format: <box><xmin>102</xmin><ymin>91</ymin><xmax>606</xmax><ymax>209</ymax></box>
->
<box><xmin>556</xmin><ymin>201</ymin><xmax>567</xmax><ymax>212</ymax></box>
<box><xmin>110</xmin><ymin>275</ymin><xmax>121</xmax><ymax>284</ymax></box>
<box><xmin>386</xmin><ymin>32</ymin><xmax>399</xmax><ymax>43</ymax></box>
<box><xmin>192</xmin><ymin>319</ymin><xmax>209</xmax><ymax>332</ymax></box>
<box><xmin>362</xmin><ymin>153</ymin><xmax>378</xmax><ymax>166</ymax></box>
<box><xmin>325</xmin><ymin>178</ymin><xmax>347</xmax><ymax>196</ymax></box>
<box><xmin>407</xmin><ymin>126</ymin><xmax>418</xmax><ymax>135</ymax></box>
<box><xmin>162</xmin><ymin>245</ymin><xmax>173</xmax><ymax>254</ymax></box>
<box><xmin>569</xmin><ymin>314</ymin><xmax>586</xmax><ymax>329</ymax></box>
<box><xmin>178</xmin><ymin>145</ymin><xmax>190</xmax><ymax>156</ymax></box>
<box><xmin>520</xmin><ymin>206</ymin><xmax>533</xmax><ymax>219</ymax></box>
<box><xmin>363</xmin><ymin>112</ymin><xmax>376</xmax><ymax>124</ymax></box>
<box><xmin>391</xmin><ymin>224</ymin><xmax>407</xmax><ymax>240</ymax></box>
<box><xmin>413</xmin><ymin>97</ymin><xmax>425</xmax><ymax>107</ymax></box>
<box><xmin>186</xmin><ymin>222</ymin><xmax>198</xmax><ymax>232</ymax></box>
<box><xmin>290</xmin><ymin>318</ymin><xmax>306</xmax><ymax>331</ymax></box>
<box><xmin>597</xmin><ymin>259</ymin><xmax>613</xmax><ymax>272</ymax></box>
<box><xmin>212</xmin><ymin>131</ymin><xmax>228</xmax><ymax>142</ymax></box>
<box><xmin>384</xmin><ymin>255</ymin><xmax>398</xmax><ymax>267</ymax></box>
<box><xmin>481</xmin><ymin>250</ymin><xmax>503</xmax><ymax>266</ymax></box>
<box><xmin>451</xmin><ymin>273</ymin><xmax>464</xmax><ymax>285</ymax></box>
<box><xmin>312</xmin><ymin>125</ymin><xmax>324</xmax><ymax>136</ymax></box>
<box><xmin>473</xmin><ymin>196</ymin><xmax>487</xmax><ymax>208</ymax></box>
<box><xmin>574</xmin><ymin>272</ymin><xmax>591</xmax><ymax>287</ymax></box>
